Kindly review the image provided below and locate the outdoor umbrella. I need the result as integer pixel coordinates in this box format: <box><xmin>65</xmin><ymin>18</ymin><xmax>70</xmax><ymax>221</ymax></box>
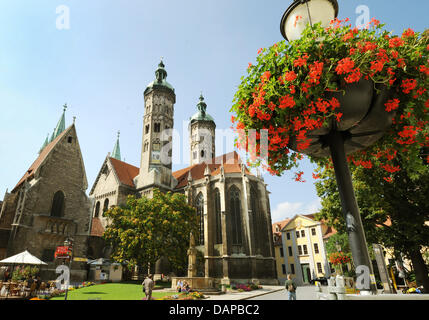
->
<box><xmin>0</xmin><ymin>250</ymin><xmax>48</xmax><ymax>265</ymax></box>
<box><xmin>0</xmin><ymin>250</ymin><xmax>47</xmax><ymax>299</ymax></box>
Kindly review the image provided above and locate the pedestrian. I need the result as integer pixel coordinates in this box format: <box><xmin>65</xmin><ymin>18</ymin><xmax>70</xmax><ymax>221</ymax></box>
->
<box><xmin>176</xmin><ymin>279</ymin><xmax>183</xmax><ymax>293</ymax></box>
<box><xmin>4</xmin><ymin>268</ymin><xmax>10</xmax><ymax>282</ymax></box>
<box><xmin>142</xmin><ymin>274</ymin><xmax>154</xmax><ymax>300</ymax></box>
<box><xmin>285</xmin><ymin>274</ymin><xmax>297</xmax><ymax>300</ymax></box>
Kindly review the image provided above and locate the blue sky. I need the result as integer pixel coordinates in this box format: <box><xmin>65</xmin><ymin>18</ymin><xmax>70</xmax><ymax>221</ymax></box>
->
<box><xmin>0</xmin><ymin>0</ymin><xmax>428</xmax><ymax>223</ymax></box>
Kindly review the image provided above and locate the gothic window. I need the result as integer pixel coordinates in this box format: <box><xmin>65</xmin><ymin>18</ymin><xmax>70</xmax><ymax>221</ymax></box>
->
<box><xmin>251</xmin><ymin>186</ymin><xmax>268</xmax><ymax>255</ymax></box>
<box><xmin>144</xmin><ymin>142</ymin><xmax>149</xmax><ymax>152</ymax></box>
<box><xmin>94</xmin><ymin>201</ymin><xmax>100</xmax><ymax>218</ymax></box>
<box><xmin>154</xmin><ymin>123</ymin><xmax>161</xmax><ymax>133</ymax></box>
<box><xmin>229</xmin><ymin>186</ymin><xmax>243</xmax><ymax>245</ymax></box>
<box><xmin>51</xmin><ymin>191</ymin><xmax>65</xmax><ymax>217</ymax></box>
<box><xmin>201</xmin><ymin>150</ymin><xmax>205</xmax><ymax>158</ymax></box>
<box><xmin>195</xmin><ymin>193</ymin><xmax>204</xmax><ymax>245</ymax></box>
<box><xmin>103</xmin><ymin>198</ymin><xmax>109</xmax><ymax>214</ymax></box>
<box><xmin>67</xmin><ymin>136</ymin><xmax>73</xmax><ymax>143</ymax></box>
<box><xmin>214</xmin><ymin>189</ymin><xmax>222</xmax><ymax>244</ymax></box>
<box><xmin>145</xmin><ymin>125</ymin><xmax>150</xmax><ymax>134</ymax></box>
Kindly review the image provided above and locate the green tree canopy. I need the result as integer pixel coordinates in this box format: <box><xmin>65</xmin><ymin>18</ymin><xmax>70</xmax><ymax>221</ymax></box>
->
<box><xmin>103</xmin><ymin>189</ymin><xmax>199</xmax><ymax>275</ymax></box>
<box><xmin>315</xmin><ymin>158</ymin><xmax>429</xmax><ymax>292</ymax></box>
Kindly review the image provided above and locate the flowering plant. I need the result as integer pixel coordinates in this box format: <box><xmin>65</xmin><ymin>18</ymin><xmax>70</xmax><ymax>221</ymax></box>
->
<box><xmin>329</xmin><ymin>251</ymin><xmax>351</xmax><ymax>266</ymax></box>
<box><xmin>231</xmin><ymin>18</ymin><xmax>428</xmax><ymax>181</ymax></box>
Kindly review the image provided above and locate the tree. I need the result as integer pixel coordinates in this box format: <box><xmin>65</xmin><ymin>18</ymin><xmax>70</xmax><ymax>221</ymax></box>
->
<box><xmin>315</xmin><ymin>160</ymin><xmax>429</xmax><ymax>292</ymax></box>
<box><xmin>103</xmin><ymin>189</ymin><xmax>199</xmax><ymax>276</ymax></box>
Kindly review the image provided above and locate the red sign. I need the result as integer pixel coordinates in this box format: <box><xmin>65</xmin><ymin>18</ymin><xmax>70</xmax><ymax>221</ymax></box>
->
<box><xmin>55</xmin><ymin>246</ymin><xmax>72</xmax><ymax>259</ymax></box>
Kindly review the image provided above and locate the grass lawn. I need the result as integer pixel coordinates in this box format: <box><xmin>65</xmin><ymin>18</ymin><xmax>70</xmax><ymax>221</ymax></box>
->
<box><xmin>49</xmin><ymin>283</ymin><xmax>176</xmax><ymax>300</ymax></box>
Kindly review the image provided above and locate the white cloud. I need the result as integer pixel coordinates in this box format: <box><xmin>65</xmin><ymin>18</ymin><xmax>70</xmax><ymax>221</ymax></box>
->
<box><xmin>271</xmin><ymin>198</ymin><xmax>321</xmax><ymax>223</ymax></box>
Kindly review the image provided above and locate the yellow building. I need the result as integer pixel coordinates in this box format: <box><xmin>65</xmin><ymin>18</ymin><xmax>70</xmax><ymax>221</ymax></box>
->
<box><xmin>276</xmin><ymin>214</ymin><xmax>335</xmax><ymax>285</ymax></box>
<box><xmin>272</xmin><ymin>219</ymin><xmax>291</xmax><ymax>283</ymax></box>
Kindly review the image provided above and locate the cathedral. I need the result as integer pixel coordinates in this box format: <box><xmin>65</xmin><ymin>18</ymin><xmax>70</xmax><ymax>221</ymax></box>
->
<box><xmin>0</xmin><ymin>60</ymin><xmax>277</xmax><ymax>285</ymax></box>
<box><xmin>89</xmin><ymin>61</ymin><xmax>277</xmax><ymax>284</ymax></box>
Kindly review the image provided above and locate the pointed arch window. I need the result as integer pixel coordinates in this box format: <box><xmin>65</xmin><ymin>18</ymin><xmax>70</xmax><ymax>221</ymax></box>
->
<box><xmin>251</xmin><ymin>186</ymin><xmax>268</xmax><ymax>255</ymax></box>
<box><xmin>94</xmin><ymin>201</ymin><xmax>101</xmax><ymax>218</ymax></box>
<box><xmin>103</xmin><ymin>198</ymin><xmax>109</xmax><ymax>214</ymax></box>
<box><xmin>229</xmin><ymin>186</ymin><xmax>242</xmax><ymax>245</ymax></box>
<box><xmin>214</xmin><ymin>189</ymin><xmax>222</xmax><ymax>244</ymax></box>
<box><xmin>195</xmin><ymin>193</ymin><xmax>205</xmax><ymax>245</ymax></box>
<box><xmin>51</xmin><ymin>191</ymin><xmax>65</xmax><ymax>217</ymax></box>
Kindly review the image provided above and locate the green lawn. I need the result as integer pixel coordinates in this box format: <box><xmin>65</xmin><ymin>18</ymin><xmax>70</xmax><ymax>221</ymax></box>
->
<box><xmin>49</xmin><ymin>283</ymin><xmax>175</xmax><ymax>300</ymax></box>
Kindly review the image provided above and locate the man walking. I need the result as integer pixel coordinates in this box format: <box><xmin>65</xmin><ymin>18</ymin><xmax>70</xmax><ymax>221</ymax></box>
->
<box><xmin>142</xmin><ymin>274</ymin><xmax>154</xmax><ymax>300</ymax></box>
<box><xmin>285</xmin><ymin>274</ymin><xmax>297</xmax><ymax>300</ymax></box>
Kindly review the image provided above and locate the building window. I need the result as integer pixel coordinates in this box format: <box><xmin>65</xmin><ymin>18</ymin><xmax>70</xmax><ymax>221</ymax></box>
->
<box><xmin>94</xmin><ymin>201</ymin><xmax>100</xmax><ymax>218</ymax></box>
<box><xmin>288</xmin><ymin>246</ymin><xmax>293</xmax><ymax>257</ymax></box>
<box><xmin>145</xmin><ymin>125</ymin><xmax>150</xmax><ymax>134</ymax></box>
<box><xmin>317</xmin><ymin>262</ymin><xmax>323</xmax><ymax>274</ymax></box>
<box><xmin>51</xmin><ymin>191</ymin><xmax>65</xmax><ymax>217</ymax></box>
<box><xmin>103</xmin><ymin>198</ymin><xmax>109</xmax><ymax>213</ymax></box>
<box><xmin>290</xmin><ymin>264</ymin><xmax>295</xmax><ymax>274</ymax></box>
<box><xmin>298</xmin><ymin>245</ymin><xmax>303</xmax><ymax>255</ymax></box>
<box><xmin>154</xmin><ymin>123</ymin><xmax>161</xmax><ymax>132</ymax></box>
<box><xmin>201</xmin><ymin>150</ymin><xmax>205</xmax><ymax>158</ymax></box>
<box><xmin>314</xmin><ymin>243</ymin><xmax>319</xmax><ymax>254</ymax></box>
<box><xmin>214</xmin><ymin>188</ymin><xmax>222</xmax><ymax>245</ymax></box>
<box><xmin>195</xmin><ymin>193</ymin><xmax>205</xmax><ymax>246</ymax></box>
<box><xmin>301</xmin><ymin>230</ymin><xmax>305</xmax><ymax>237</ymax></box>
<box><xmin>280</xmin><ymin>248</ymin><xmax>284</xmax><ymax>257</ymax></box>
<box><xmin>287</xmin><ymin>232</ymin><xmax>291</xmax><ymax>240</ymax></box>
<box><xmin>229</xmin><ymin>186</ymin><xmax>243</xmax><ymax>245</ymax></box>
<box><xmin>311</xmin><ymin>228</ymin><xmax>316</xmax><ymax>236</ymax></box>
<box><xmin>296</xmin><ymin>231</ymin><xmax>300</xmax><ymax>238</ymax></box>
<box><xmin>282</xmin><ymin>264</ymin><xmax>286</xmax><ymax>274</ymax></box>
<box><xmin>303</xmin><ymin>245</ymin><xmax>308</xmax><ymax>255</ymax></box>
<box><xmin>251</xmin><ymin>186</ymin><xmax>268</xmax><ymax>256</ymax></box>
<box><xmin>67</xmin><ymin>136</ymin><xmax>73</xmax><ymax>143</ymax></box>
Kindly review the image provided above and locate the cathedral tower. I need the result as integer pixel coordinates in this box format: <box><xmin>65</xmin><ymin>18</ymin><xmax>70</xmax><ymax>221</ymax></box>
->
<box><xmin>189</xmin><ymin>94</ymin><xmax>216</xmax><ymax>166</ymax></box>
<box><xmin>135</xmin><ymin>60</ymin><xmax>176</xmax><ymax>197</ymax></box>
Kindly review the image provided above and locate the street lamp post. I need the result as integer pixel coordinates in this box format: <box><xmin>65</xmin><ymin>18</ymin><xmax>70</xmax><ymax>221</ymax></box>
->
<box><xmin>280</xmin><ymin>0</ymin><xmax>379</xmax><ymax>294</ymax></box>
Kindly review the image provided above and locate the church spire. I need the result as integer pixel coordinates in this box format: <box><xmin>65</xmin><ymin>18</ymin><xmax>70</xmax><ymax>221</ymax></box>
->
<box><xmin>112</xmin><ymin>131</ymin><xmax>121</xmax><ymax>161</ymax></box>
<box><xmin>197</xmin><ymin>93</ymin><xmax>207</xmax><ymax>117</ymax></box>
<box><xmin>50</xmin><ymin>104</ymin><xmax>67</xmax><ymax>142</ymax></box>
<box><xmin>38</xmin><ymin>134</ymin><xmax>49</xmax><ymax>154</ymax></box>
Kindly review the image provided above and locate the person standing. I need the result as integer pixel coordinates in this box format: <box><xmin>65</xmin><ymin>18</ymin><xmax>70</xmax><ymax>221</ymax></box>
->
<box><xmin>142</xmin><ymin>274</ymin><xmax>154</xmax><ymax>300</ymax></box>
<box><xmin>285</xmin><ymin>274</ymin><xmax>297</xmax><ymax>300</ymax></box>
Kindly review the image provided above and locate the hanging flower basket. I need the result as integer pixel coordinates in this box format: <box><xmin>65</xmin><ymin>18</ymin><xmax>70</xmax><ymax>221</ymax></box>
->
<box><xmin>231</xmin><ymin>18</ymin><xmax>429</xmax><ymax>181</ymax></box>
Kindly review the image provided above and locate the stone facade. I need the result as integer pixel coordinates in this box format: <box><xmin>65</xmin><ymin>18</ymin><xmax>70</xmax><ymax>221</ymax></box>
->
<box><xmin>0</xmin><ymin>124</ymin><xmax>93</xmax><ymax>281</ymax></box>
<box><xmin>88</xmin><ymin>61</ymin><xmax>278</xmax><ymax>284</ymax></box>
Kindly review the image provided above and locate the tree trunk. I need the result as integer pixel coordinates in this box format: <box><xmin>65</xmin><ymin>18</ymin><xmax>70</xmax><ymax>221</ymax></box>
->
<box><xmin>408</xmin><ymin>248</ymin><xmax>429</xmax><ymax>293</ymax></box>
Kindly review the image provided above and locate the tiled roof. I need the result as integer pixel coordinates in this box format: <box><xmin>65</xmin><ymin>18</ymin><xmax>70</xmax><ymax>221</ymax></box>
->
<box><xmin>272</xmin><ymin>219</ymin><xmax>291</xmax><ymax>246</ymax></box>
<box><xmin>109</xmin><ymin>157</ymin><xmax>139</xmax><ymax>188</ymax></box>
<box><xmin>90</xmin><ymin>217</ymin><xmax>104</xmax><ymax>237</ymax></box>
<box><xmin>172</xmin><ymin>151</ymin><xmax>252</xmax><ymax>189</ymax></box>
<box><xmin>13</xmin><ymin>126</ymin><xmax>72</xmax><ymax>192</ymax></box>
<box><xmin>322</xmin><ymin>226</ymin><xmax>338</xmax><ymax>239</ymax></box>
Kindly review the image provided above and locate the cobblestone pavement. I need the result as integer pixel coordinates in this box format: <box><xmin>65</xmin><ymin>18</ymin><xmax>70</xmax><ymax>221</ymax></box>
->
<box><xmin>248</xmin><ymin>285</ymin><xmax>327</xmax><ymax>300</ymax></box>
<box><xmin>204</xmin><ymin>286</ymin><xmax>285</xmax><ymax>300</ymax></box>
